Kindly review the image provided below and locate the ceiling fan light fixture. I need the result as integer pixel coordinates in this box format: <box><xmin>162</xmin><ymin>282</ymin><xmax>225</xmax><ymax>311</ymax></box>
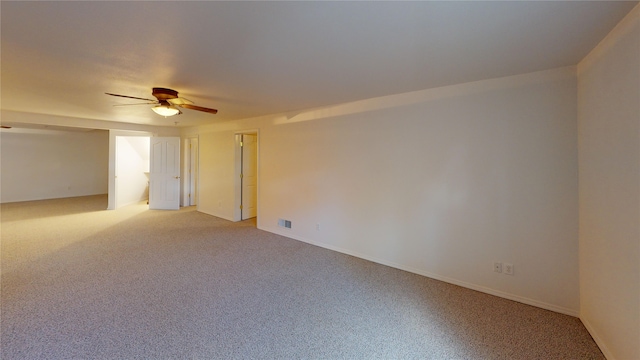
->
<box><xmin>152</xmin><ymin>104</ymin><xmax>180</xmax><ymax>117</ymax></box>
<box><xmin>107</xmin><ymin>88</ymin><xmax>217</xmax><ymax>116</ymax></box>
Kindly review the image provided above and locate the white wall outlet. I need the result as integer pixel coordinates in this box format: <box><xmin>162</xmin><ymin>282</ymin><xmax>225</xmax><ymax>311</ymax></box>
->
<box><xmin>504</xmin><ymin>263</ymin><xmax>514</xmax><ymax>275</ymax></box>
<box><xmin>494</xmin><ymin>262</ymin><xmax>503</xmax><ymax>273</ymax></box>
<box><xmin>316</xmin><ymin>223</ymin><xmax>320</xmax><ymax>231</ymax></box>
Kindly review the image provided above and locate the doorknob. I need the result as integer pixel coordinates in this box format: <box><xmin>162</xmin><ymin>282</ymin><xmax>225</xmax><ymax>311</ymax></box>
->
<box><xmin>175</xmin><ymin>176</ymin><xmax>180</xmax><ymax>179</ymax></box>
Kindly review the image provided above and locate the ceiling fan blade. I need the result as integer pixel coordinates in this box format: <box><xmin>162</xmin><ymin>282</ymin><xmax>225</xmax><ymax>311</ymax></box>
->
<box><xmin>112</xmin><ymin>102</ymin><xmax>158</xmax><ymax>106</ymax></box>
<box><xmin>167</xmin><ymin>97</ymin><xmax>194</xmax><ymax>106</ymax></box>
<box><xmin>178</xmin><ymin>104</ymin><xmax>218</xmax><ymax>114</ymax></box>
<box><xmin>105</xmin><ymin>92</ymin><xmax>156</xmax><ymax>102</ymax></box>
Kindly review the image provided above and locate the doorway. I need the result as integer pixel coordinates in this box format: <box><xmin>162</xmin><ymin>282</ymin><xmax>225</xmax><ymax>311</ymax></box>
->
<box><xmin>234</xmin><ymin>132</ymin><xmax>258</xmax><ymax>221</ymax></box>
<box><xmin>108</xmin><ymin>130</ymin><xmax>153</xmax><ymax>210</ymax></box>
<box><xmin>182</xmin><ymin>137</ymin><xmax>199</xmax><ymax>207</ymax></box>
<box><xmin>115</xmin><ymin>136</ymin><xmax>150</xmax><ymax>208</ymax></box>
<box><xmin>108</xmin><ymin>132</ymin><xmax>179</xmax><ymax>211</ymax></box>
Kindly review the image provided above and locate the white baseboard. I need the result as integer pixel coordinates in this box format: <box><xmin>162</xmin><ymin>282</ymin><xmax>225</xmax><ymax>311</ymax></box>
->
<box><xmin>197</xmin><ymin>208</ymin><xmax>234</xmax><ymax>222</ymax></box>
<box><xmin>260</xmin><ymin>225</ymin><xmax>579</xmax><ymax>317</ymax></box>
<box><xmin>580</xmin><ymin>316</ymin><xmax>615</xmax><ymax>360</ymax></box>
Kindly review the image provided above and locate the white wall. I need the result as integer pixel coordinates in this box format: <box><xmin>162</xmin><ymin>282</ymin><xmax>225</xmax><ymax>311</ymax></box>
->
<box><xmin>0</xmin><ymin>110</ymin><xmax>180</xmax><ymax>207</ymax></box>
<box><xmin>195</xmin><ymin>66</ymin><xmax>580</xmax><ymax>315</ymax></box>
<box><xmin>115</xmin><ymin>136</ymin><xmax>150</xmax><ymax>208</ymax></box>
<box><xmin>577</xmin><ymin>5</ymin><xmax>640</xmax><ymax>360</ymax></box>
<box><xmin>0</xmin><ymin>128</ymin><xmax>109</xmax><ymax>203</ymax></box>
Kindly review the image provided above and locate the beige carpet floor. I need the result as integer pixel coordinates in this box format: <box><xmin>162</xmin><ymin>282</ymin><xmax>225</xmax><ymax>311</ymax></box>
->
<box><xmin>1</xmin><ymin>195</ymin><xmax>604</xmax><ymax>359</ymax></box>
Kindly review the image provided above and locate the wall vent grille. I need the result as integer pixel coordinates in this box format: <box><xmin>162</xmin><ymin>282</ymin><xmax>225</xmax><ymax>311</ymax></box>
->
<box><xmin>278</xmin><ymin>219</ymin><xmax>292</xmax><ymax>229</ymax></box>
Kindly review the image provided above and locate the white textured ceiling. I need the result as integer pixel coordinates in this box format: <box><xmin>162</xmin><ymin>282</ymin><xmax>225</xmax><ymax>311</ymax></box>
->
<box><xmin>1</xmin><ymin>1</ymin><xmax>637</xmax><ymax>128</ymax></box>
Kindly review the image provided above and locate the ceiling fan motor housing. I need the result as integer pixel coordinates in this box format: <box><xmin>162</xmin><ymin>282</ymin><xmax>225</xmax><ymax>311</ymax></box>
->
<box><xmin>152</xmin><ymin>87</ymin><xmax>179</xmax><ymax>101</ymax></box>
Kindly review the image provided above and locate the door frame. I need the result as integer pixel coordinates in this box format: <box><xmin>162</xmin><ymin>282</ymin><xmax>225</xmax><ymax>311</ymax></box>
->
<box><xmin>182</xmin><ymin>136</ymin><xmax>199</xmax><ymax>207</ymax></box>
<box><xmin>114</xmin><ymin>135</ymin><xmax>151</xmax><ymax>209</ymax></box>
<box><xmin>234</xmin><ymin>129</ymin><xmax>259</xmax><ymax>222</ymax></box>
<box><xmin>107</xmin><ymin>129</ymin><xmax>153</xmax><ymax>210</ymax></box>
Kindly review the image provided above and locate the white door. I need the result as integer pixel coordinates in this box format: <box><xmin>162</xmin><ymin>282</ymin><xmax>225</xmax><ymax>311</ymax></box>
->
<box><xmin>149</xmin><ymin>137</ymin><xmax>180</xmax><ymax>210</ymax></box>
<box><xmin>241</xmin><ymin>134</ymin><xmax>257</xmax><ymax>219</ymax></box>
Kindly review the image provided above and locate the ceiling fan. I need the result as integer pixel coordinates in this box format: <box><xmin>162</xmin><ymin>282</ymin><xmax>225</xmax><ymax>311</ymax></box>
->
<box><xmin>106</xmin><ymin>87</ymin><xmax>218</xmax><ymax>117</ymax></box>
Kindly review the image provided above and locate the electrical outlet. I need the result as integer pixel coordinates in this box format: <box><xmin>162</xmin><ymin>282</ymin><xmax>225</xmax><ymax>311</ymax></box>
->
<box><xmin>316</xmin><ymin>223</ymin><xmax>320</xmax><ymax>231</ymax></box>
<box><xmin>494</xmin><ymin>262</ymin><xmax>503</xmax><ymax>273</ymax></box>
<box><xmin>504</xmin><ymin>263</ymin><xmax>514</xmax><ymax>275</ymax></box>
